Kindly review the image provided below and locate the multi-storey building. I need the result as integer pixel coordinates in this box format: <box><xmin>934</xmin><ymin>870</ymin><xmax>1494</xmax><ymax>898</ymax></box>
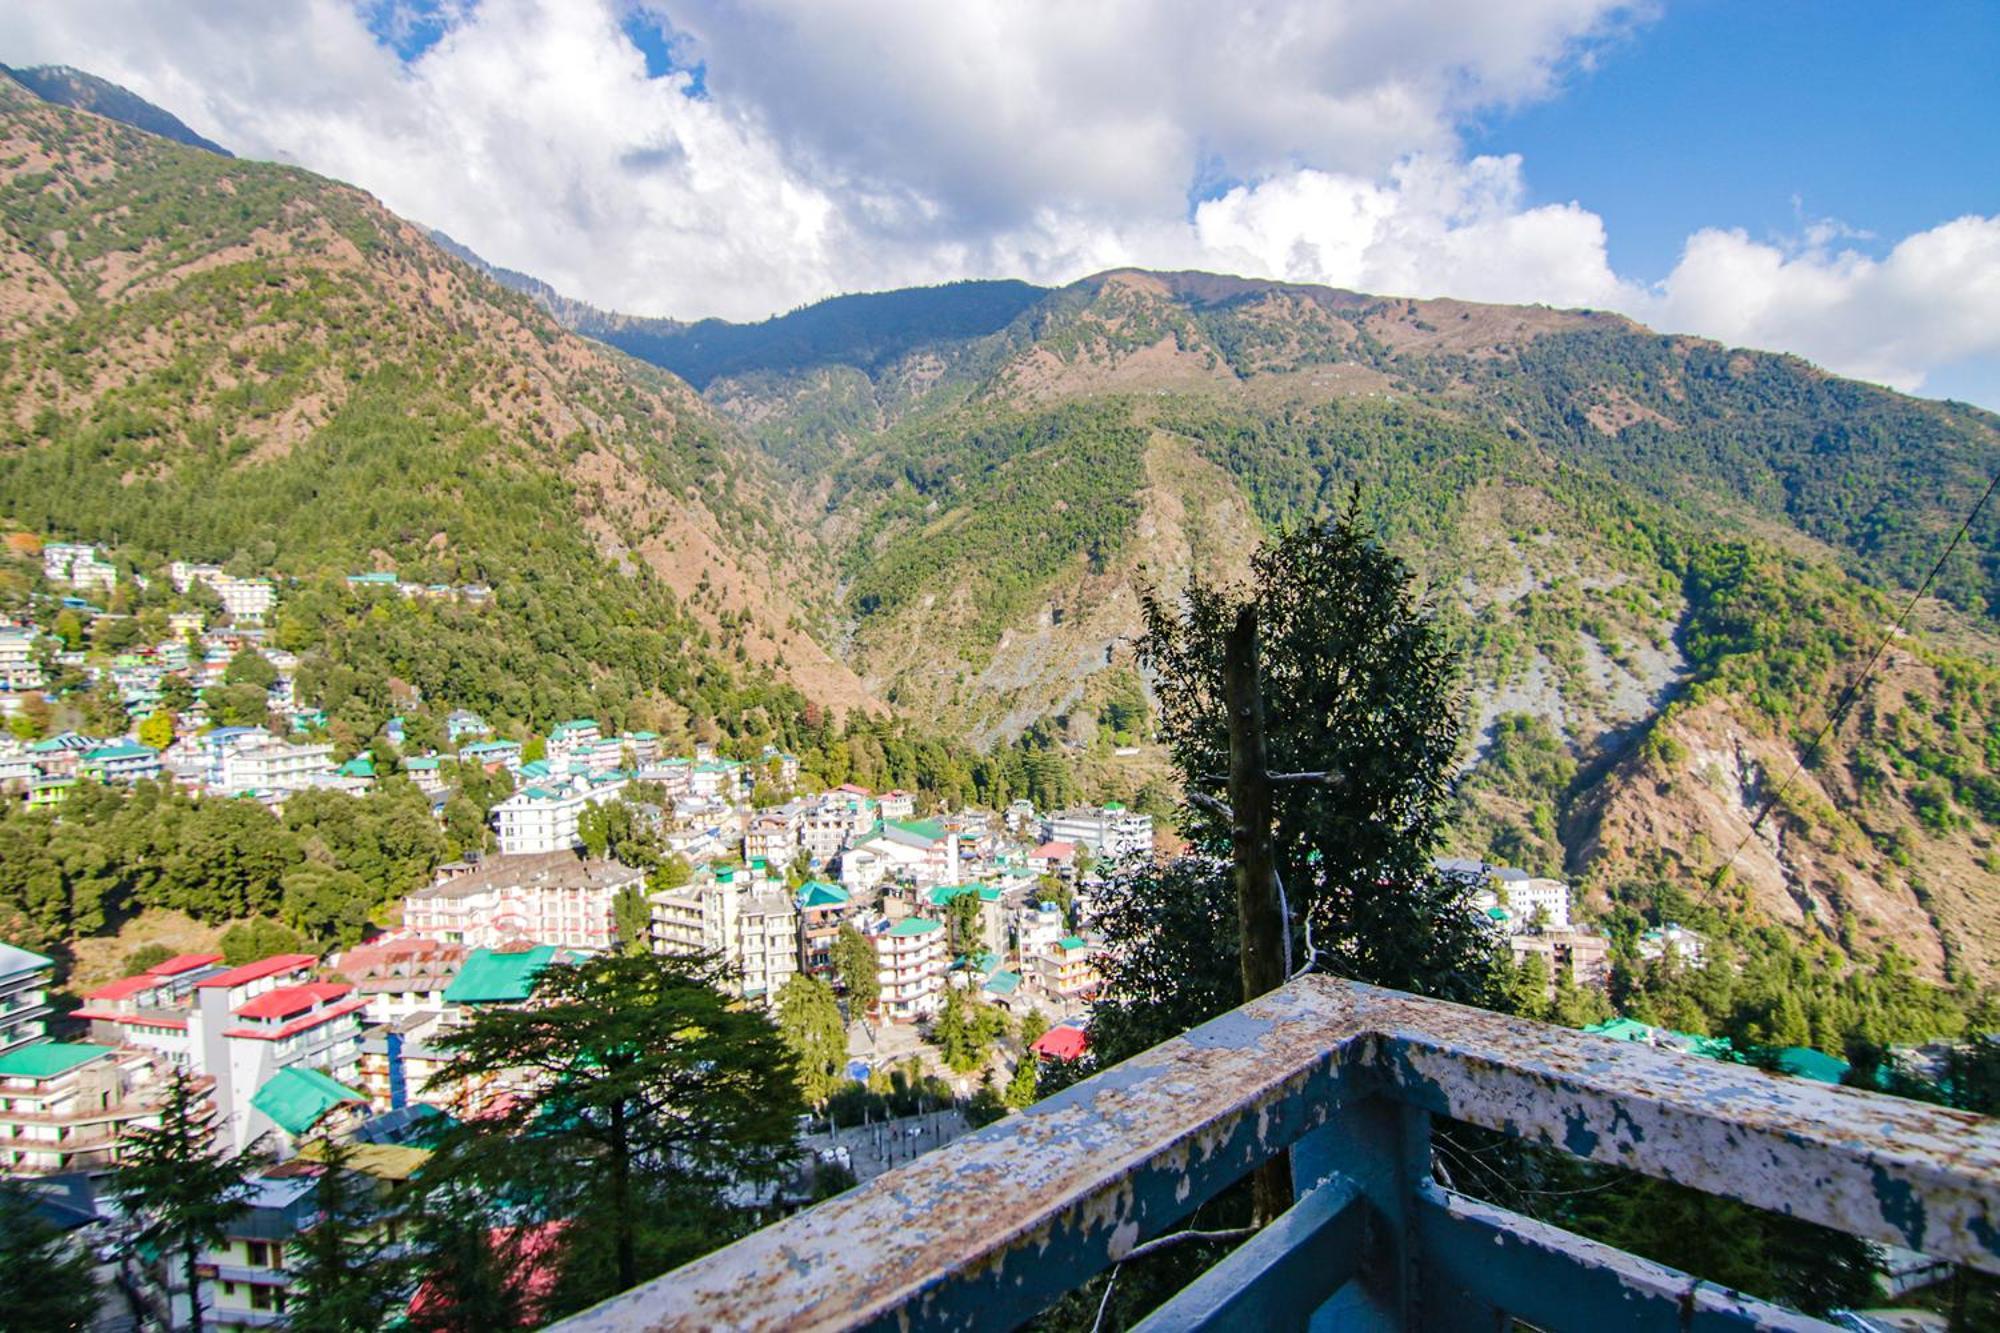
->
<box><xmin>545</xmin><ymin>718</ymin><xmax>602</xmax><ymax>768</ymax></box>
<box><xmin>490</xmin><ymin>777</ymin><xmax>628</xmax><ymax>854</ymax></box>
<box><xmin>44</xmin><ymin>541</ymin><xmax>117</xmax><ymax>591</ymax></box>
<box><xmin>1043</xmin><ymin>804</ymin><xmax>1154</xmax><ymax>862</ymax></box>
<box><xmin>74</xmin><ymin>952</ymin><xmax>227</xmax><ymax>1067</ymax></box>
<box><xmin>0</xmin><ymin>624</ymin><xmax>43</xmax><ymax>691</ymax></box>
<box><xmin>219</xmin><ymin>740</ymin><xmax>335</xmax><ymax>795</ymax></box>
<box><xmin>403</xmin><ymin>851</ymin><xmax>644</xmax><ymax>952</ymax></box>
<box><xmin>328</xmin><ymin>937</ymin><xmax>468</xmax><ymax>1022</ymax></box>
<box><xmin>796</xmin><ymin>880</ymin><xmax>852</xmax><ymax>979</ymax></box>
<box><xmin>737</xmin><ymin>888</ymin><xmax>798</xmax><ymax>1003</ymax></box>
<box><xmin>81</xmin><ymin>740</ymin><xmax>163</xmax><ymax>784</ymax></box>
<box><xmin>0</xmin><ymin>941</ymin><xmax>53</xmax><ymax>1054</ymax></box>
<box><xmin>874</xmin><ymin>916</ymin><xmax>946</xmax><ymax>1023</ymax></box>
<box><xmin>0</xmin><ymin>1042</ymin><xmax>199</xmax><ymax>1175</ymax></box>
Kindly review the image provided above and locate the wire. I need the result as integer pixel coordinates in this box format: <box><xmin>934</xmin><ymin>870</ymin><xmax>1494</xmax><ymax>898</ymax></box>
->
<box><xmin>1723</xmin><ymin>469</ymin><xmax>2000</xmax><ymax>874</ymax></box>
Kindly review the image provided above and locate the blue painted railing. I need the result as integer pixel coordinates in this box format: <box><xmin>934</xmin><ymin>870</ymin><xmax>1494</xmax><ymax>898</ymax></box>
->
<box><xmin>554</xmin><ymin>975</ymin><xmax>2000</xmax><ymax>1331</ymax></box>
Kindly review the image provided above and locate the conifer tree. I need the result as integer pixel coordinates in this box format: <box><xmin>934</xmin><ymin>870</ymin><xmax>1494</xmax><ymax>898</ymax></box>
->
<box><xmin>832</xmin><ymin>924</ymin><xmax>879</xmax><ymax>1015</ymax></box>
<box><xmin>116</xmin><ymin>1069</ymin><xmax>253</xmax><ymax>1333</ymax></box>
<box><xmin>288</xmin><ymin>1138</ymin><xmax>405</xmax><ymax>1333</ymax></box>
<box><xmin>775</xmin><ymin>973</ymin><xmax>848</xmax><ymax>1108</ymax></box>
<box><xmin>424</xmin><ymin>951</ymin><xmax>803</xmax><ymax>1315</ymax></box>
<box><xmin>0</xmin><ymin>1177</ymin><xmax>100</xmax><ymax>1332</ymax></box>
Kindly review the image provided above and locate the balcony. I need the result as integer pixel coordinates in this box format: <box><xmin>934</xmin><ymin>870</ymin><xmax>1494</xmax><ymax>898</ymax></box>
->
<box><xmin>550</xmin><ymin>974</ymin><xmax>2000</xmax><ymax>1331</ymax></box>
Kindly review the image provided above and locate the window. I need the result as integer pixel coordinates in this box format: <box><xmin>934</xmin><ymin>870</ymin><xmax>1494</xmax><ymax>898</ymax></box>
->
<box><xmin>246</xmin><ymin>1241</ymin><xmax>268</xmax><ymax>1267</ymax></box>
<box><xmin>250</xmin><ymin>1285</ymin><xmax>274</xmax><ymax>1310</ymax></box>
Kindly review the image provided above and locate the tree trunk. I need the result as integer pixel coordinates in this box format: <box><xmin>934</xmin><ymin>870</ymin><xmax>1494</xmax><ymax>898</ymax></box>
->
<box><xmin>183</xmin><ymin>1239</ymin><xmax>204</xmax><ymax>1333</ymax></box>
<box><xmin>1224</xmin><ymin>605</ymin><xmax>1292</xmax><ymax>1223</ymax></box>
<box><xmin>610</xmin><ymin>1099</ymin><xmax>635</xmax><ymax>1292</ymax></box>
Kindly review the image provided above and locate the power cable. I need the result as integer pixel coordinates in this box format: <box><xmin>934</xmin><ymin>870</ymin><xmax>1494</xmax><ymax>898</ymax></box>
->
<box><xmin>1723</xmin><ymin>469</ymin><xmax>2000</xmax><ymax>873</ymax></box>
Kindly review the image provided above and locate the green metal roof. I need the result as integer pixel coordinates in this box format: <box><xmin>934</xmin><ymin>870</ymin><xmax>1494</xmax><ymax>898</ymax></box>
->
<box><xmin>888</xmin><ymin>818</ymin><xmax>946</xmax><ymax>841</ymax></box>
<box><xmin>84</xmin><ymin>742</ymin><xmax>154</xmax><ymax>761</ymax></box>
<box><xmin>443</xmin><ymin>946</ymin><xmax>558</xmax><ymax>1004</ymax></box>
<box><xmin>1058</xmin><ymin>936</ymin><xmax>1088</xmax><ymax>951</ymax></box>
<box><xmin>0</xmin><ymin>1042</ymin><xmax>113</xmax><ymax>1079</ymax></box>
<box><xmin>339</xmin><ymin>756</ymin><xmax>375</xmax><ymax>777</ymax></box>
<box><xmin>888</xmin><ymin>917</ymin><xmax>942</xmax><ymax>938</ymax></box>
<box><xmin>926</xmin><ymin>883</ymin><xmax>981</xmax><ymax>906</ymax></box>
<box><xmin>796</xmin><ymin>881</ymin><xmax>850</xmax><ymax>909</ymax></box>
<box><xmin>250</xmin><ymin>1066</ymin><xmax>365</xmax><ymax>1136</ymax></box>
<box><xmin>1775</xmin><ymin>1046</ymin><xmax>1850</xmax><ymax>1084</ymax></box>
<box><xmin>983</xmin><ymin>971</ymin><xmax>1021</xmax><ymax>996</ymax></box>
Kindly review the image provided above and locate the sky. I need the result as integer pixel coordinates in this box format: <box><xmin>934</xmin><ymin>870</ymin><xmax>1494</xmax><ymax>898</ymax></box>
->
<box><xmin>2</xmin><ymin>0</ymin><xmax>1995</xmax><ymax>407</ymax></box>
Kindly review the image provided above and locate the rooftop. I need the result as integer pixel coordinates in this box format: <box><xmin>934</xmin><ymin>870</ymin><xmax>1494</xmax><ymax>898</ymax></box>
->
<box><xmin>0</xmin><ymin>941</ymin><xmax>52</xmax><ymax>978</ymax></box>
<box><xmin>887</xmin><ymin>917</ymin><xmax>943</xmax><ymax>938</ymax></box>
<box><xmin>0</xmin><ymin>1042</ymin><xmax>114</xmax><ymax>1080</ymax></box>
<box><xmin>444</xmin><ymin>945</ymin><xmax>558</xmax><ymax>1005</ymax></box>
<box><xmin>250</xmin><ymin>1065</ymin><xmax>366</xmax><ymax>1136</ymax></box>
<box><xmin>197</xmin><ymin>953</ymin><xmax>318</xmax><ymax>990</ymax></box>
<box><xmin>235</xmin><ymin>981</ymin><xmax>354</xmax><ymax>1021</ymax></box>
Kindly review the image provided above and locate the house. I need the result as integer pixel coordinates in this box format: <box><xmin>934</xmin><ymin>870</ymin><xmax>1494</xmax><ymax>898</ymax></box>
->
<box><xmin>81</xmin><ymin>740</ymin><xmax>163</xmax><ymax>784</ymax></box>
<box><xmin>457</xmin><ymin>737</ymin><xmax>523</xmax><ymax>774</ymax></box>
<box><xmin>1027</xmin><ymin>840</ymin><xmax>1079</xmax><ymax>879</ymax></box>
<box><xmin>796</xmin><ymin>880</ymin><xmax>852</xmax><ymax>979</ymax></box>
<box><xmin>442</xmin><ymin>944</ymin><xmax>558</xmax><ymax>1008</ymax></box>
<box><xmin>1042</xmin><ymin>804</ymin><xmax>1153</xmax><ymax>862</ymax></box>
<box><xmin>1510</xmin><ymin>929</ymin><xmax>1611</xmax><ymax>990</ymax></box>
<box><xmin>248</xmin><ymin>1065</ymin><xmax>368</xmax><ymax>1152</ymax></box>
<box><xmin>1015</xmin><ymin>901</ymin><xmax>1069</xmax><ymax>962</ymax></box>
<box><xmin>1637</xmin><ymin>923</ymin><xmax>1708</xmax><ymax>968</ymax></box>
<box><xmin>403</xmin><ymin>850</ymin><xmax>644</xmax><ymax>951</ymax></box>
<box><xmin>73</xmin><ymin>952</ymin><xmax>227</xmax><ymax>1066</ymax></box>
<box><xmin>546</xmin><ymin>718</ymin><xmax>602</xmax><ymax>765</ymax></box>
<box><xmin>746</xmin><ymin>809</ymin><xmax>802</xmax><ymax>865</ymax></box>
<box><xmin>159</xmin><ymin>1167</ymin><xmax>320</xmax><ymax>1330</ymax></box>
<box><xmin>445</xmin><ymin>709</ymin><xmax>491</xmax><ymax>743</ymax></box>
<box><xmin>0</xmin><ymin>1042</ymin><xmax>198</xmax><ymax>1175</ymax></box>
<box><xmin>0</xmin><ymin>941</ymin><xmax>53</xmax><ymax>1054</ymax></box>
<box><xmin>1043</xmin><ymin>936</ymin><xmax>1100</xmax><ymax>999</ymax></box>
<box><xmin>328</xmin><ymin>937</ymin><xmax>468</xmax><ymax>1022</ymax></box>
<box><xmin>874</xmin><ymin>916</ymin><xmax>946</xmax><ymax>1023</ymax></box>
<box><xmin>1030</xmin><ymin>1024</ymin><xmax>1090</xmax><ymax>1063</ymax></box>
<box><xmin>402</xmin><ymin>753</ymin><xmax>444</xmax><ymax>793</ymax></box>
<box><xmin>845</xmin><ymin>818</ymin><xmax>962</xmax><ymax>888</ymax></box>
<box><xmin>877</xmin><ymin>789</ymin><xmax>916</xmax><ymax>820</ymax></box>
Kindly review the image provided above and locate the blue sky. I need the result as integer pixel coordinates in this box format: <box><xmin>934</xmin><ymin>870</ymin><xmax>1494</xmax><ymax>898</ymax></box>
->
<box><xmin>3</xmin><ymin>1</ymin><xmax>1995</xmax><ymax>406</ymax></box>
<box><xmin>1471</xmin><ymin>1</ymin><xmax>1998</xmax><ymax>278</ymax></box>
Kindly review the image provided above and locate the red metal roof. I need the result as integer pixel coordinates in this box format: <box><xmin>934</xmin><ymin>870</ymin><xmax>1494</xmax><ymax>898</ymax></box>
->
<box><xmin>223</xmin><ymin>995</ymin><xmax>370</xmax><ymax>1041</ymax></box>
<box><xmin>1031</xmin><ymin>841</ymin><xmax>1078</xmax><ymax>860</ymax></box>
<box><xmin>196</xmin><ymin>953</ymin><xmax>318</xmax><ymax>990</ymax></box>
<box><xmin>146</xmin><ymin>952</ymin><xmax>224</xmax><ymax>976</ymax></box>
<box><xmin>1031</xmin><ymin>1026</ymin><xmax>1090</xmax><ymax>1061</ymax></box>
<box><xmin>72</xmin><ymin>1006</ymin><xmax>188</xmax><ymax>1030</ymax></box>
<box><xmin>233</xmin><ymin>982</ymin><xmax>353</xmax><ymax>1021</ymax></box>
<box><xmin>83</xmin><ymin>974</ymin><xmax>157</xmax><ymax>1002</ymax></box>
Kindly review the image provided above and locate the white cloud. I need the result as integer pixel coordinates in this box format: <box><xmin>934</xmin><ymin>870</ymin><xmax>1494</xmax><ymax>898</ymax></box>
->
<box><xmin>0</xmin><ymin>0</ymin><xmax>1993</xmax><ymax>405</ymax></box>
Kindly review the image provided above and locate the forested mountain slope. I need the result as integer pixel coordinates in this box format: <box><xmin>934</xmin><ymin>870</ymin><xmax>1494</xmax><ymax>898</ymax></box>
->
<box><xmin>603</xmin><ymin>267</ymin><xmax>2000</xmax><ymax>982</ymax></box>
<box><xmin>0</xmin><ymin>79</ymin><xmax>878</xmax><ymax>740</ymax></box>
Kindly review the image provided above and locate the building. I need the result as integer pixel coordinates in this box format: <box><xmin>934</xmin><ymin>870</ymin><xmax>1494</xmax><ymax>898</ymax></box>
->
<box><xmin>219</xmin><ymin>740</ymin><xmax>335</xmax><ymax>795</ymax></box>
<box><xmin>1490</xmin><ymin>867</ymin><xmax>1571</xmax><ymax>931</ymax></box>
<box><xmin>81</xmin><ymin>740</ymin><xmax>163</xmax><ymax>784</ymax></box>
<box><xmin>546</xmin><ymin>718</ymin><xmax>602</xmax><ymax>766</ymax></box>
<box><xmin>214</xmin><ymin>576</ymin><xmax>277</xmax><ymax>621</ymax></box>
<box><xmin>44</xmin><ymin>541</ymin><xmax>117</xmax><ymax>591</ymax></box>
<box><xmin>844</xmin><ymin>818</ymin><xmax>962</xmax><ymax>889</ymax></box>
<box><xmin>457</xmin><ymin>737</ymin><xmax>522</xmax><ymax>774</ymax></box>
<box><xmin>1044</xmin><ymin>936</ymin><xmax>1100</xmax><ymax>999</ymax></box>
<box><xmin>738</xmin><ymin>888</ymin><xmax>799</xmax><ymax>1003</ymax></box>
<box><xmin>404</xmin><ymin>851</ymin><xmax>644</xmax><ymax>952</ymax></box>
<box><xmin>0</xmin><ymin>941</ymin><xmax>53</xmax><ymax>1054</ymax></box>
<box><xmin>796</xmin><ymin>881</ymin><xmax>852</xmax><ymax>979</ymax></box>
<box><xmin>1637</xmin><ymin>923</ymin><xmax>1708</xmax><ymax>968</ymax></box>
<box><xmin>926</xmin><ymin>883</ymin><xmax>1007</xmax><ymax>958</ymax></box>
<box><xmin>175</xmin><ymin>955</ymin><xmax>369</xmax><ymax>1154</ymax></box>
<box><xmin>0</xmin><ymin>624</ymin><xmax>44</xmax><ymax>691</ymax></box>
<box><xmin>1015</xmin><ymin>901</ymin><xmax>1069</xmax><ymax>962</ymax></box>
<box><xmin>1043</xmin><ymin>804</ymin><xmax>1153</xmax><ymax>862</ymax></box>
<box><xmin>1510</xmin><ymin>930</ymin><xmax>1611</xmax><ymax>990</ymax></box>
<box><xmin>874</xmin><ymin>917</ymin><xmax>947</xmax><ymax>1023</ymax></box>
<box><xmin>1027</xmin><ymin>840</ymin><xmax>1079</xmax><ymax>879</ymax></box>
<box><xmin>0</xmin><ymin>1042</ymin><xmax>198</xmax><ymax>1175</ymax></box>
<box><xmin>490</xmin><ymin>777</ymin><xmax>628</xmax><ymax>855</ymax></box>
<box><xmin>328</xmin><ymin>937</ymin><xmax>468</xmax><ymax>1023</ymax></box>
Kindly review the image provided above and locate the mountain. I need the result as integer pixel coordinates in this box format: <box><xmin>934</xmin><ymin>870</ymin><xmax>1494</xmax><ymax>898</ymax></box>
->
<box><xmin>582</xmin><ymin>267</ymin><xmax>2000</xmax><ymax>982</ymax></box>
<box><xmin>0</xmin><ymin>75</ymin><xmax>879</xmax><ymax>741</ymax></box>
<box><xmin>2</xmin><ymin>63</ymin><xmax>232</xmax><ymax>156</ymax></box>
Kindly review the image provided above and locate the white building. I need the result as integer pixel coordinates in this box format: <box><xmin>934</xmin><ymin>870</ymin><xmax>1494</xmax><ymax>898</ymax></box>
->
<box><xmin>1489</xmin><ymin>867</ymin><xmax>1571</xmax><ymax>931</ymax></box>
<box><xmin>44</xmin><ymin>541</ymin><xmax>116</xmax><ymax>591</ymax></box>
<box><xmin>738</xmin><ymin>888</ymin><xmax>799</xmax><ymax>1003</ymax></box>
<box><xmin>0</xmin><ymin>625</ymin><xmax>43</xmax><ymax>691</ymax></box>
<box><xmin>214</xmin><ymin>575</ymin><xmax>277</xmax><ymax>621</ymax></box>
<box><xmin>1044</xmin><ymin>804</ymin><xmax>1154</xmax><ymax>862</ymax></box>
<box><xmin>0</xmin><ymin>941</ymin><xmax>53</xmax><ymax>1054</ymax></box>
<box><xmin>220</xmin><ymin>740</ymin><xmax>335</xmax><ymax>795</ymax></box>
<box><xmin>874</xmin><ymin>916</ymin><xmax>946</xmax><ymax>1023</ymax></box>
<box><xmin>1637</xmin><ymin>923</ymin><xmax>1708</xmax><ymax>968</ymax></box>
<box><xmin>490</xmin><ymin>777</ymin><xmax>628</xmax><ymax>854</ymax></box>
<box><xmin>0</xmin><ymin>1042</ymin><xmax>191</xmax><ymax>1175</ymax></box>
<box><xmin>403</xmin><ymin>851</ymin><xmax>644</xmax><ymax>952</ymax></box>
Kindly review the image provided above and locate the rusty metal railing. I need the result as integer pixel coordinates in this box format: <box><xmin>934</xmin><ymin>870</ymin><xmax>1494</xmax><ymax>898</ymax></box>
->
<box><xmin>551</xmin><ymin>975</ymin><xmax>2000</xmax><ymax>1331</ymax></box>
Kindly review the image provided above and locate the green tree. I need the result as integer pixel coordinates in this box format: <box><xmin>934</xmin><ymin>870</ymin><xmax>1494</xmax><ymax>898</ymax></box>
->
<box><xmin>1018</xmin><ymin>1009</ymin><xmax>1050</xmax><ymax>1050</ymax></box>
<box><xmin>424</xmin><ymin>952</ymin><xmax>803</xmax><ymax>1314</ymax></box>
<box><xmin>116</xmin><ymin>1069</ymin><xmax>254</xmax><ymax>1333</ymax></box>
<box><xmin>281</xmin><ymin>863</ymin><xmax>373</xmax><ymax>949</ymax></box>
<box><xmin>649</xmin><ymin>853</ymin><xmax>694</xmax><ymax>892</ymax></box>
<box><xmin>288</xmin><ymin>1138</ymin><xmax>405</xmax><ymax>1333</ymax></box>
<box><xmin>223</xmin><ymin>648</ymin><xmax>278</xmax><ymax>690</ymax></box>
<box><xmin>832</xmin><ymin>924</ymin><xmax>878</xmax><ymax>1015</ymax></box>
<box><xmin>1002</xmin><ymin>1056</ymin><xmax>1038</xmax><ymax>1110</ymax></box>
<box><xmin>611</xmin><ymin>883</ymin><xmax>651</xmax><ymax>956</ymax></box>
<box><xmin>1136</xmin><ymin>505</ymin><xmax>1497</xmax><ymax>1010</ymax></box>
<box><xmin>219</xmin><ymin>917</ymin><xmax>310</xmax><ymax>965</ymax></box>
<box><xmin>137</xmin><ymin>711</ymin><xmax>176</xmax><ymax>750</ymax></box>
<box><xmin>0</xmin><ymin>1176</ymin><xmax>100</xmax><ymax>1332</ymax></box>
<box><xmin>945</xmin><ymin>892</ymin><xmax>982</xmax><ymax>957</ymax></box>
<box><xmin>158</xmin><ymin>672</ymin><xmax>197</xmax><ymax>714</ymax></box>
<box><xmin>403</xmin><ymin>1185</ymin><xmax>530</xmax><ymax>1333</ymax></box>
<box><xmin>933</xmin><ymin>985</ymin><xmax>983</xmax><ymax>1074</ymax></box>
<box><xmin>122</xmin><ymin>941</ymin><xmax>175</xmax><ymax>974</ymax></box>
<box><xmin>52</xmin><ymin>609</ymin><xmax>83</xmax><ymax>651</ymax></box>
<box><xmin>776</xmin><ymin>974</ymin><xmax>849</xmax><ymax>1108</ymax></box>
